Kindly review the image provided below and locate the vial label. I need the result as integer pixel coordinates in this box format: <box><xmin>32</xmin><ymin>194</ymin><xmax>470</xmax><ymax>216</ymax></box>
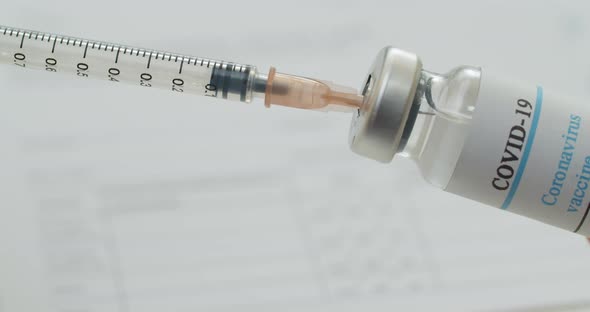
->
<box><xmin>445</xmin><ymin>73</ymin><xmax>590</xmax><ymax>235</ymax></box>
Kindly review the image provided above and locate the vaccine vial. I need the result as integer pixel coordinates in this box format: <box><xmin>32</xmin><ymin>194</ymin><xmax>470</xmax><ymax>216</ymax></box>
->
<box><xmin>350</xmin><ymin>47</ymin><xmax>590</xmax><ymax>236</ymax></box>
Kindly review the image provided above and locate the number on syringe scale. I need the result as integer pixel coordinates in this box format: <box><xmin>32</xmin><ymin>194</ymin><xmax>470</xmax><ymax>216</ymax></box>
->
<box><xmin>13</xmin><ymin>53</ymin><xmax>25</xmax><ymax>67</ymax></box>
<box><xmin>140</xmin><ymin>73</ymin><xmax>152</xmax><ymax>88</ymax></box>
<box><xmin>45</xmin><ymin>57</ymin><xmax>57</xmax><ymax>72</ymax></box>
<box><xmin>204</xmin><ymin>83</ymin><xmax>217</xmax><ymax>97</ymax></box>
<box><xmin>172</xmin><ymin>78</ymin><xmax>184</xmax><ymax>93</ymax></box>
<box><xmin>77</xmin><ymin>63</ymin><xmax>89</xmax><ymax>77</ymax></box>
<box><xmin>108</xmin><ymin>67</ymin><xmax>120</xmax><ymax>82</ymax></box>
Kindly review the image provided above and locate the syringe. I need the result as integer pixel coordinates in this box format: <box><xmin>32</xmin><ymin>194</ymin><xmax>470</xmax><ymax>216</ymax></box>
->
<box><xmin>0</xmin><ymin>25</ymin><xmax>363</xmax><ymax>111</ymax></box>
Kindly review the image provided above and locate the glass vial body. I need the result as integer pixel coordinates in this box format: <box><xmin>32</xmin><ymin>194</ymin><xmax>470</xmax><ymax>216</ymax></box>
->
<box><xmin>400</xmin><ymin>66</ymin><xmax>482</xmax><ymax>188</ymax></box>
<box><xmin>350</xmin><ymin>47</ymin><xmax>590</xmax><ymax>235</ymax></box>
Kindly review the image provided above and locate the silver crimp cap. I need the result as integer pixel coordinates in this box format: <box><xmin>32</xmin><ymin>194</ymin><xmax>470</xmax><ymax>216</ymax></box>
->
<box><xmin>348</xmin><ymin>47</ymin><xmax>422</xmax><ymax>163</ymax></box>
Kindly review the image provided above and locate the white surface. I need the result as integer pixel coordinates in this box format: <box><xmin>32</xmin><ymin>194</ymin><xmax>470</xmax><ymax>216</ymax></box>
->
<box><xmin>1</xmin><ymin>1</ymin><xmax>590</xmax><ymax>311</ymax></box>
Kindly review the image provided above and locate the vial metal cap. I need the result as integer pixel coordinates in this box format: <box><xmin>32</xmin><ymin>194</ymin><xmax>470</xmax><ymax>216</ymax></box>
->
<box><xmin>348</xmin><ymin>47</ymin><xmax>423</xmax><ymax>163</ymax></box>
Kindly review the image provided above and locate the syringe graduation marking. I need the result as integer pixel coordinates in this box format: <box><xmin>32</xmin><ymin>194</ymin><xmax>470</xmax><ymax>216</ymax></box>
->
<box><xmin>0</xmin><ymin>26</ymin><xmax>223</xmax><ymax>68</ymax></box>
<box><xmin>147</xmin><ymin>53</ymin><xmax>152</xmax><ymax>69</ymax></box>
<box><xmin>0</xmin><ymin>25</ymin><xmax>257</xmax><ymax>103</ymax></box>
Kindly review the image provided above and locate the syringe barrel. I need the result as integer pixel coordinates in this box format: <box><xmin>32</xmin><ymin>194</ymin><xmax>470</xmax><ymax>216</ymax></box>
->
<box><xmin>0</xmin><ymin>25</ymin><xmax>362</xmax><ymax>112</ymax></box>
<box><xmin>0</xmin><ymin>25</ymin><xmax>259</xmax><ymax>103</ymax></box>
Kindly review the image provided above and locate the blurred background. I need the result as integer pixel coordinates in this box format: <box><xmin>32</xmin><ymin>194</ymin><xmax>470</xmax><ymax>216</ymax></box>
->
<box><xmin>1</xmin><ymin>0</ymin><xmax>590</xmax><ymax>311</ymax></box>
